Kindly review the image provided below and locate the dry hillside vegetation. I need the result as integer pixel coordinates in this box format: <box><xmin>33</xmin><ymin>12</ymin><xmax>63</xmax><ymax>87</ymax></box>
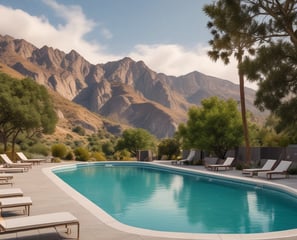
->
<box><xmin>0</xmin><ymin>64</ymin><xmax>124</xmax><ymax>144</ymax></box>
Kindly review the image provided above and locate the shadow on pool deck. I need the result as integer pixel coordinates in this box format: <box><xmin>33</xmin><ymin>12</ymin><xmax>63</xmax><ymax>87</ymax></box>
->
<box><xmin>1</xmin><ymin>160</ymin><xmax>297</xmax><ymax>240</ymax></box>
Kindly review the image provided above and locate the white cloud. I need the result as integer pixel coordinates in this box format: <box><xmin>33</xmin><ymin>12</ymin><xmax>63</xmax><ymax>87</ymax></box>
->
<box><xmin>98</xmin><ymin>24</ymin><xmax>113</xmax><ymax>40</ymax></box>
<box><xmin>0</xmin><ymin>1</ymin><xmax>118</xmax><ymax>63</ymax></box>
<box><xmin>129</xmin><ymin>44</ymin><xmax>237</xmax><ymax>82</ymax></box>
<box><xmin>129</xmin><ymin>44</ymin><xmax>257</xmax><ymax>89</ymax></box>
<box><xmin>0</xmin><ymin>1</ymin><xmax>257</xmax><ymax>89</ymax></box>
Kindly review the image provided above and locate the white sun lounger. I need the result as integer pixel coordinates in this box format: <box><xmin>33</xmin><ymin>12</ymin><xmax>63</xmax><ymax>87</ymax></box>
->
<box><xmin>16</xmin><ymin>152</ymin><xmax>47</xmax><ymax>165</ymax></box>
<box><xmin>0</xmin><ymin>166</ymin><xmax>25</xmax><ymax>173</ymax></box>
<box><xmin>263</xmin><ymin>160</ymin><xmax>292</xmax><ymax>179</ymax></box>
<box><xmin>242</xmin><ymin>159</ymin><xmax>277</xmax><ymax>176</ymax></box>
<box><xmin>0</xmin><ymin>174</ymin><xmax>14</xmax><ymax>186</ymax></box>
<box><xmin>0</xmin><ymin>174</ymin><xmax>13</xmax><ymax>180</ymax></box>
<box><xmin>0</xmin><ymin>165</ymin><xmax>28</xmax><ymax>173</ymax></box>
<box><xmin>0</xmin><ymin>196</ymin><xmax>32</xmax><ymax>216</ymax></box>
<box><xmin>0</xmin><ymin>212</ymin><xmax>79</xmax><ymax>239</ymax></box>
<box><xmin>172</xmin><ymin>149</ymin><xmax>195</xmax><ymax>165</ymax></box>
<box><xmin>0</xmin><ymin>168</ymin><xmax>25</xmax><ymax>173</ymax></box>
<box><xmin>0</xmin><ymin>188</ymin><xmax>23</xmax><ymax>198</ymax></box>
<box><xmin>207</xmin><ymin>157</ymin><xmax>235</xmax><ymax>171</ymax></box>
<box><xmin>0</xmin><ymin>154</ymin><xmax>32</xmax><ymax>170</ymax></box>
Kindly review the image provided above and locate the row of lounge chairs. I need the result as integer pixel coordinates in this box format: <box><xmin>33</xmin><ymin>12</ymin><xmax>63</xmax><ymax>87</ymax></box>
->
<box><xmin>0</xmin><ymin>153</ymin><xmax>80</xmax><ymax>239</ymax></box>
<box><xmin>206</xmin><ymin>157</ymin><xmax>292</xmax><ymax>179</ymax></box>
<box><xmin>242</xmin><ymin>159</ymin><xmax>292</xmax><ymax>179</ymax></box>
<box><xmin>0</xmin><ymin>152</ymin><xmax>49</xmax><ymax>174</ymax></box>
<box><xmin>170</xmin><ymin>150</ymin><xmax>292</xmax><ymax>179</ymax></box>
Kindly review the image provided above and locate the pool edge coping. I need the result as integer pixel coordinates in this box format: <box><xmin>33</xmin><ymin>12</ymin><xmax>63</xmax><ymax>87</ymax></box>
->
<box><xmin>42</xmin><ymin>161</ymin><xmax>297</xmax><ymax>240</ymax></box>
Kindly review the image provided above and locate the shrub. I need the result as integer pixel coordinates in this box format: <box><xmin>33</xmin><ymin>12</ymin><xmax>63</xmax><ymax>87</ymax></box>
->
<box><xmin>51</xmin><ymin>157</ymin><xmax>61</xmax><ymax>163</ymax></box>
<box><xmin>65</xmin><ymin>151</ymin><xmax>74</xmax><ymax>160</ymax></box>
<box><xmin>113</xmin><ymin>149</ymin><xmax>131</xmax><ymax>161</ymax></box>
<box><xmin>72</xmin><ymin>126</ymin><xmax>85</xmax><ymax>136</ymax></box>
<box><xmin>91</xmin><ymin>152</ymin><xmax>106</xmax><ymax>161</ymax></box>
<box><xmin>102</xmin><ymin>141</ymin><xmax>114</xmax><ymax>156</ymax></box>
<box><xmin>74</xmin><ymin>147</ymin><xmax>89</xmax><ymax>161</ymax></box>
<box><xmin>28</xmin><ymin>143</ymin><xmax>49</xmax><ymax>156</ymax></box>
<box><xmin>74</xmin><ymin>140</ymin><xmax>84</xmax><ymax>147</ymax></box>
<box><xmin>157</xmin><ymin>138</ymin><xmax>180</xmax><ymax>159</ymax></box>
<box><xmin>51</xmin><ymin>144</ymin><xmax>67</xmax><ymax>158</ymax></box>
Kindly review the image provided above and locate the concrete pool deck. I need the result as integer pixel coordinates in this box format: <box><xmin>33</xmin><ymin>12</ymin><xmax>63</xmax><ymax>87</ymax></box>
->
<box><xmin>1</xmin><ymin>160</ymin><xmax>297</xmax><ymax>240</ymax></box>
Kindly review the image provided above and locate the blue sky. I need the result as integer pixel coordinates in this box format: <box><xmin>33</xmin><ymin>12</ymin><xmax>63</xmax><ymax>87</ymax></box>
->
<box><xmin>0</xmin><ymin>0</ymin><xmax>255</xmax><ymax>88</ymax></box>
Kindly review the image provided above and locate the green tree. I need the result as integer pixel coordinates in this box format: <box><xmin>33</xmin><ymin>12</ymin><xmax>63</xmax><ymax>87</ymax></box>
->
<box><xmin>203</xmin><ymin>0</ymin><xmax>258</xmax><ymax>163</ymax></box>
<box><xmin>239</xmin><ymin>1</ymin><xmax>297</xmax><ymax>139</ymax></box>
<box><xmin>177</xmin><ymin>97</ymin><xmax>243</xmax><ymax>159</ymax></box>
<box><xmin>0</xmin><ymin>74</ymin><xmax>58</xmax><ymax>154</ymax></box>
<box><xmin>243</xmin><ymin>41</ymin><xmax>297</xmax><ymax>134</ymax></box>
<box><xmin>115</xmin><ymin>128</ymin><xmax>156</xmax><ymax>157</ymax></box>
<box><xmin>102</xmin><ymin>141</ymin><xmax>115</xmax><ymax>156</ymax></box>
<box><xmin>158</xmin><ymin>138</ymin><xmax>180</xmax><ymax>160</ymax></box>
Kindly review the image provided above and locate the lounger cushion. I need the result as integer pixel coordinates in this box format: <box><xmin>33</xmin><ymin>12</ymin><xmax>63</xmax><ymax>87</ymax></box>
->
<box><xmin>0</xmin><ymin>168</ymin><xmax>25</xmax><ymax>173</ymax></box>
<box><xmin>0</xmin><ymin>212</ymin><xmax>78</xmax><ymax>232</ymax></box>
<box><xmin>16</xmin><ymin>152</ymin><xmax>47</xmax><ymax>164</ymax></box>
<box><xmin>0</xmin><ymin>188</ymin><xmax>23</xmax><ymax>198</ymax></box>
<box><xmin>0</xmin><ymin>196</ymin><xmax>32</xmax><ymax>208</ymax></box>
<box><xmin>0</xmin><ymin>174</ymin><xmax>13</xmax><ymax>179</ymax></box>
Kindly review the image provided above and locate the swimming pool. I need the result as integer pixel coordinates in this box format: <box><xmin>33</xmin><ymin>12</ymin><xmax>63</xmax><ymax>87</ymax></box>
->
<box><xmin>46</xmin><ymin>162</ymin><xmax>297</xmax><ymax>239</ymax></box>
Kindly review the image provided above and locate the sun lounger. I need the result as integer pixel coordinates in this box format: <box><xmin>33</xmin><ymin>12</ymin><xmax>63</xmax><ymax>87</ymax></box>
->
<box><xmin>0</xmin><ymin>154</ymin><xmax>32</xmax><ymax>170</ymax></box>
<box><xmin>0</xmin><ymin>212</ymin><xmax>79</xmax><ymax>239</ymax></box>
<box><xmin>0</xmin><ymin>174</ymin><xmax>14</xmax><ymax>186</ymax></box>
<box><xmin>172</xmin><ymin>149</ymin><xmax>195</xmax><ymax>165</ymax></box>
<box><xmin>207</xmin><ymin>157</ymin><xmax>235</xmax><ymax>171</ymax></box>
<box><xmin>242</xmin><ymin>159</ymin><xmax>277</xmax><ymax>176</ymax></box>
<box><xmin>0</xmin><ymin>196</ymin><xmax>32</xmax><ymax>216</ymax></box>
<box><xmin>0</xmin><ymin>181</ymin><xmax>13</xmax><ymax>187</ymax></box>
<box><xmin>262</xmin><ymin>160</ymin><xmax>292</xmax><ymax>179</ymax></box>
<box><xmin>0</xmin><ymin>166</ymin><xmax>25</xmax><ymax>173</ymax></box>
<box><xmin>0</xmin><ymin>174</ymin><xmax>13</xmax><ymax>180</ymax></box>
<box><xmin>204</xmin><ymin>157</ymin><xmax>219</xmax><ymax>168</ymax></box>
<box><xmin>0</xmin><ymin>188</ymin><xmax>23</xmax><ymax>198</ymax></box>
<box><xmin>16</xmin><ymin>152</ymin><xmax>47</xmax><ymax>165</ymax></box>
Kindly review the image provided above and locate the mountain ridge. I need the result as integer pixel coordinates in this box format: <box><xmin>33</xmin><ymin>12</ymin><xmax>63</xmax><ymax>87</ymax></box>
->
<box><xmin>0</xmin><ymin>34</ymin><xmax>264</xmax><ymax>138</ymax></box>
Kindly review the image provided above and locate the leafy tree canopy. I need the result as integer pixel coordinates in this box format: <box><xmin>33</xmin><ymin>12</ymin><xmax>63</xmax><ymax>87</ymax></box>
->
<box><xmin>203</xmin><ymin>0</ymin><xmax>259</xmax><ymax>163</ymax></box>
<box><xmin>0</xmin><ymin>73</ymin><xmax>58</xmax><ymax>152</ymax></box>
<box><xmin>236</xmin><ymin>0</ymin><xmax>297</xmax><ymax>135</ymax></box>
<box><xmin>158</xmin><ymin>138</ymin><xmax>180</xmax><ymax>160</ymax></box>
<box><xmin>176</xmin><ymin>97</ymin><xmax>243</xmax><ymax>159</ymax></box>
<box><xmin>115</xmin><ymin>128</ymin><xmax>156</xmax><ymax>157</ymax></box>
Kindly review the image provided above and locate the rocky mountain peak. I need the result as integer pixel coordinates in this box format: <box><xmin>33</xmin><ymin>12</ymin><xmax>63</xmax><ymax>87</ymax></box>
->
<box><xmin>0</xmin><ymin>34</ymin><xmax>264</xmax><ymax>138</ymax></box>
<box><xmin>0</xmin><ymin>34</ymin><xmax>36</xmax><ymax>60</ymax></box>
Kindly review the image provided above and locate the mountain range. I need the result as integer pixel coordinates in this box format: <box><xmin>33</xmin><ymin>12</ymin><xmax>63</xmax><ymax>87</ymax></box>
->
<box><xmin>0</xmin><ymin>34</ymin><xmax>264</xmax><ymax>138</ymax></box>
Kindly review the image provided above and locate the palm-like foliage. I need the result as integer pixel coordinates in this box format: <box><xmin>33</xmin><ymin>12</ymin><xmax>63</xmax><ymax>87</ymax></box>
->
<box><xmin>203</xmin><ymin>0</ymin><xmax>259</xmax><ymax>163</ymax></box>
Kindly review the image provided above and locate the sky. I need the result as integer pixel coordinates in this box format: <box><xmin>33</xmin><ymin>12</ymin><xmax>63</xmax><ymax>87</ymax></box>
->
<box><xmin>0</xmin><ymin>0</ymin><xmax>256</xmax><ymax>89</ymax></box>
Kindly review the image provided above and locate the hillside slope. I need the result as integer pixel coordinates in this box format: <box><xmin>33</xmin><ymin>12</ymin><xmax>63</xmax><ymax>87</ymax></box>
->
<box><xmin>0</xmin><ymin>34</ymin><xmax>265</xmax><ymax>138</ymax></box>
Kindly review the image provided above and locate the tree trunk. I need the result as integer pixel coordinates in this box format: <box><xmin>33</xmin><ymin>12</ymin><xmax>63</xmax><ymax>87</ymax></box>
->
<box><xmin>1</xmin><ymin>134</ymin><xmax>8</xmax><ymax>152</ymax></box>
<box><xmin>239</xmin><ymin>70</ymin><xmax>251</xmax><ymax>165</ymax></box>
<box><xmin>11</xmin><ymin>129</ymin><xmax>21</xmax><ymax>161</ymax></box>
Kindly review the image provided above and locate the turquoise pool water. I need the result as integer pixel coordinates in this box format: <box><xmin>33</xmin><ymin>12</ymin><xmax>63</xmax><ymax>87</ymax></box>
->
<box><xmin>53</xmin><ymin>162</ymin><xmax>297</xmax><ymax>234</ymax></box>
